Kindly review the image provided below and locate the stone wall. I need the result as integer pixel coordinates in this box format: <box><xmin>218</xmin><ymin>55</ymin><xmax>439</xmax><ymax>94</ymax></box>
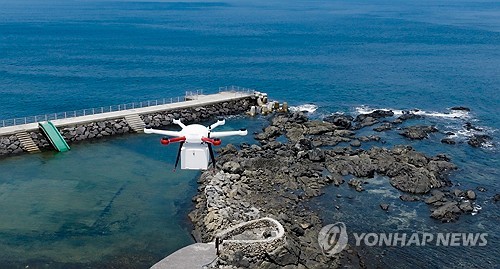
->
<box><xmin>141</xmin><ymin>98</ymin><xmax>253</xmax><ymax>128</ymax></box>
<box><xmin>0</xmin><ymin>97</ymin><xmax>256</xmax><ymax>157</ymax></box>
<box><xmin>31</xmin><ymin>131</ymin><xmax>51</xmax><ymax>149</ymax></box>
<box><xmin>59</xmin><ymin>119</ymin><xmax>131</xmax><ymax>143</ymax></box>
<box><xmin>215</xmin><ymin>217</ymin><xmax>286</xmax><ymax>260</ymax></box>
<box><xmin>0</xmin><ymin>135</ymin><xmax>23</xmax><ymax>155</ymax></box>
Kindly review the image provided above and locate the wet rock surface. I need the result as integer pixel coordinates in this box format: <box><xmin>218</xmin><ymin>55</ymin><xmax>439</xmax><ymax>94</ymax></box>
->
<box><xmin>323</xmin><ymin>114</ymin><xmax>353</xmax><ymax>129</ymax></box>
<box><xmin>441</xmin><ymin>138</ymin><xmax>456</xmax><ymax>145</ymax></box>
<box><xmin>467</xmin><ymin>134</ymin><xmax>492</xmax><ymax>148</ymax></box>
<box><xmin>373</xmin><ymin>122</ymin><xmax>392</xmax><ymax>132</ymax></box>
<box><xmin>399</xmin><ymin>125</ymin><xmax>438</xmax><ymax>140</ymax></box>
<box><xmin>450</xmin><ymin>106</ymin><xmax>471</xmax><ymax>112</ymax></box>
<box><xmin>189</xmin><ymin>112</ymin><xmax>472</xmax><ymax>268</ymax></box>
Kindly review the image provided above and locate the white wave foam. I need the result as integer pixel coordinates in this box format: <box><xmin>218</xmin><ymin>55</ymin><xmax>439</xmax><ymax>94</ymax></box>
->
<box><xmin>471</xmin><ymin>204</ymin><xmax>482</xmax><ymax>216</ymax></box>
<box><xmin>354</xmin><ymin>106</ymin><xmax>470</xmax><ymax>120</ymax></box>
<box><xmin>355</xmin><ymin>106</ymin><xmax>403</xmax><ymax>116</ymax></box>
<box><xmin>412</xmin><ymin>110</ymin><xmax>470</xmax><ymax>119</ymax></box>
<box><xmin>290</xmin><ymin>104</ymin><xmax>318</xmax><ymax>113</ymax></box>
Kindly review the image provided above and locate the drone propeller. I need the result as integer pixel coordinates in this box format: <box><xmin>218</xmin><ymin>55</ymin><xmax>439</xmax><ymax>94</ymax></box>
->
<box><xmin>173</xmin><ymin>141</ymin><xmax>184</xmax><ymax>171</ymax></box>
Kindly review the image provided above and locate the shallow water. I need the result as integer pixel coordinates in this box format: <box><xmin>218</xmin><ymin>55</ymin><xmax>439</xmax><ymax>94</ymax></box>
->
<box><xmin>0</xmin><ymin>134</ymin><xmax>198</xmax><ymax>267</ymax></box>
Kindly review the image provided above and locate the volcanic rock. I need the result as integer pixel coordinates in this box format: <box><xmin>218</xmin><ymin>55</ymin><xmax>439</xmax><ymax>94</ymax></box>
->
<box><xmin>399</xmin><ymin>125</ymin><xmax>438</xmax><ymax>140</ymax></box>
<box><xmin>323</xmin><ymin>114</ymin><xmax>353</xmax><ymax>129</ymax></box>
<box><xmin>425</xmin><ymin>190</ymin><xmax>445</xmax><ymax>204</ymax></box>
<box><xmin>459</xmin><ymin>201</ymin><xmax>474</xmax><ymax>212</ymax></box>
<box><xmin>431</xmin><ymin>202</ymin><xmax>461</xmax><ymax>222</ymax></box>
<box><xmin>348</xmin><ymin>179</ymin><xmax>364</xmax><ymax>192</ymax></box>
<box><xmin>350</xmin><ymin>140</ymin><xmax>361</xmax><ymax>147</ymax></box>
<box><xmin>476</xmin><ymin>187</ymin><xmax>487</xmax><ymax>192</ymax></box>
<box><xmin>400</xmin><ymin>194</ymin><xmax>420</xmax><ymax>202</ymax></box>
<box><xmin>467</xmin><ymin>134</ymin><xmax>492</xmax><ymax>148</ymax></box>
<box><xmin>373</xmin><ymin>122</ymin><xmax>393</xmax><ymax>132</ymax></box>
<box><xmin>464</xmin><ymin>122</ymin><xmax>483</xmax><ymax>132</ymax></box>
<box><xmin>450</xmin><ymin>106</ymin><xmax>470</xmax><ymax>112</ymax></box>
<box><xmin>356</xmin><ymin>110</ymin><xmax>394</xmax><ymax>122</ymax></box>
<box><xmin>255</xmin><ymin>126</ymin><xmax>282</xmax><ymax>140</ymax></box>
<box><xmin>466</xmin><ymin>190</ymin><xmax>476</xmax><ymax>200</ymax></box>
<box><xmin>441</xmin><ymin>138</ymin><xmax>456</xmax><ymax>145</ymax></box>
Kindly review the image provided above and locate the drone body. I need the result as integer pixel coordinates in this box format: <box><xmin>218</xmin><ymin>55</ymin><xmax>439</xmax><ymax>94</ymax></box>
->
<box><xmin>144</xmin><ymin>119</ymin><xmax>247</xmax><ymax>170</ymax></box>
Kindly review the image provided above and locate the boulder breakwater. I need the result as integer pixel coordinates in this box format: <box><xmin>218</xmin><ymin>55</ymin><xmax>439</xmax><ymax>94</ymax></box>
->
<box><xmin>0</xmin><ymin>94</ymin><xmax>257</xmax><ymax>157</ymax></box>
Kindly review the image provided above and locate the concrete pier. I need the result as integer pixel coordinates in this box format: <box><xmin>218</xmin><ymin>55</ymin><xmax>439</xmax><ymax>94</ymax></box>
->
<box><xmin>0</xmin><ymin>91</ymin><xmax>254</xmax><ymax>136</ymax></box>
<box><xmin>0</xmin><ymin>90</ymin><xmax>259</xmax><ymax>157</ymax></box>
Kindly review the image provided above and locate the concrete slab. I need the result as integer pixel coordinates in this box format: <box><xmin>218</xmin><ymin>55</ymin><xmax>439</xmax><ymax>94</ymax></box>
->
<box><xmin>150</xmin><ymin>243</ymin><xmax>216</xmax><ymax>269</ymax></box>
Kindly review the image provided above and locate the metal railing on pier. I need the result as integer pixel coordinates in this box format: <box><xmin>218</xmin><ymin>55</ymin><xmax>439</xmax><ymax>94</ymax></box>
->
<box><xmin>218</xmin><ymin>85</ymin><xmax>256</xmax><ymax>95</ymax></box>
<box><xmin>0</xmin><ymin>86</ymin><xmax>258</xmax><ymax>128</ymax></box>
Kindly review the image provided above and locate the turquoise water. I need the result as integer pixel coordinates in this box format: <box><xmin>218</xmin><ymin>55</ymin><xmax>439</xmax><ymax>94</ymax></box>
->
<box><xmin>0</xmin><ymin>0</ymin><xmax>498</xmax><ymax>267</ymax></box>
<box><xmin>0</xmin><ymin>134</ymin><xmax>198</xmax><ymax>267</ymax></box>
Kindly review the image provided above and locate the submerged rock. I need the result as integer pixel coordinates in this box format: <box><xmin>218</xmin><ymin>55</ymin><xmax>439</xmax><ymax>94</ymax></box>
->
<box><xmin>348</xmin><ymin>179</ymin><xmax>364</xmax><ymax>192</ymax></box>
<box><xmin>373</xmin><ymin>122</ymin><xmax>393</xmax><ymax>132</ymax></box>
<box><xmin>441</xmin><ymin>138</ymin><xmax>456</xmax><ymax>145</ymax></box>
<box><xmin>326</xmin><ymin>173</ymin><xmax>345</xmax><ymax>186</ymax></box>
<box><xmin>400</xmin><ymin>194</ymin><xmax>420</xmax><ymax>202</ymax></box>
<box><xmin>350</xmin><ymin>140</ymin><xmax>361</xmax><ymax>147</ymax></box>
<box><xmin>393</xmin><ymin>113</ymin><xmax>422</xmax><ymax>124</ymax></box>
<box><xmin>467</xmin><ymin>134</ymin><xmax>492</xmax><ymax>148</ymax></box>
<box><xmin>476</xmin><ymin>186</ymin><xmax>487</xmax><ymax>192</ymax></box>
<box><xmin>450</xmin><ymin>106</ymin><xmax>470</xmax><ymax>112</ymax></box>
<box><xmin>399</xmin><ymin>125</ymin><xmax>438</xmax><ymax>140</ymax></box>
<box><xmin>464</xmin><ymin>122</ymin><xmax>482</xmax><ymax>131</ymax></box>
<box><xmin>356</xmin><ymin>110</ymin><xmax>394</xmax><ymax>122</ymax></box>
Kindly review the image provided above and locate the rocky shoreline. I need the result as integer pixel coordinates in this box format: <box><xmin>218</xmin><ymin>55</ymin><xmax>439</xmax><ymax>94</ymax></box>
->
<box><xmin>189</xmin><ymin>109</ymin><xmax>496</xmax><ymax>268</ymax></box>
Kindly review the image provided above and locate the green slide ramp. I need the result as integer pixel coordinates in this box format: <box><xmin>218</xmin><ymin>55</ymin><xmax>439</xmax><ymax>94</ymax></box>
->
<box><xmin>39</xmin><ymin>121</ymin><xmax>71</xmax><ymax>152</ymax></box>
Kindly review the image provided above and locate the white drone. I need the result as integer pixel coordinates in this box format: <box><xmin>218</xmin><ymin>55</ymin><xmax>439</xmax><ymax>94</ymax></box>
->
<box><xmin>144</xmin><ymin>119</ymin><xmax>247</xmax><ymax>170</ymax></box>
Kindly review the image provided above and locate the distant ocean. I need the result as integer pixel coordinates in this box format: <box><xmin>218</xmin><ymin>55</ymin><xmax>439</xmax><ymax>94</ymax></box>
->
<box><xmin>0</xmin><ymin>0</ymin><xmax>498</xmax><ymax>268</ymax></box>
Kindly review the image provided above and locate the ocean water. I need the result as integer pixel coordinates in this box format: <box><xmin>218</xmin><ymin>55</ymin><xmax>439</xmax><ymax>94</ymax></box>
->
<box><xmin>0</xmin><ymin>0</ymin><xmax>498</xmax><ymax>268</ymax></box>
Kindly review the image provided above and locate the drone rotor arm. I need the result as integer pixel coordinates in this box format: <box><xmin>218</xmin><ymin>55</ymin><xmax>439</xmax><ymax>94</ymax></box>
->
<box><xmin>144</xmin><ymin>128</ymin><xmax>182</xmax><ymax>137</ymax></box>
<box><xmin>172</xmin><ymin>119</ymin><xmax>186</xmax><ymax>129</ymax></box>
<box><xmin>210</xmin><ymin>129</ymin><xmax>247</xmax><ymax>138</ymax></box>
<box><xmin>209</xmin><ymin>119</ymin><xmax>226</xmax><ymax>130</ymax></box>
